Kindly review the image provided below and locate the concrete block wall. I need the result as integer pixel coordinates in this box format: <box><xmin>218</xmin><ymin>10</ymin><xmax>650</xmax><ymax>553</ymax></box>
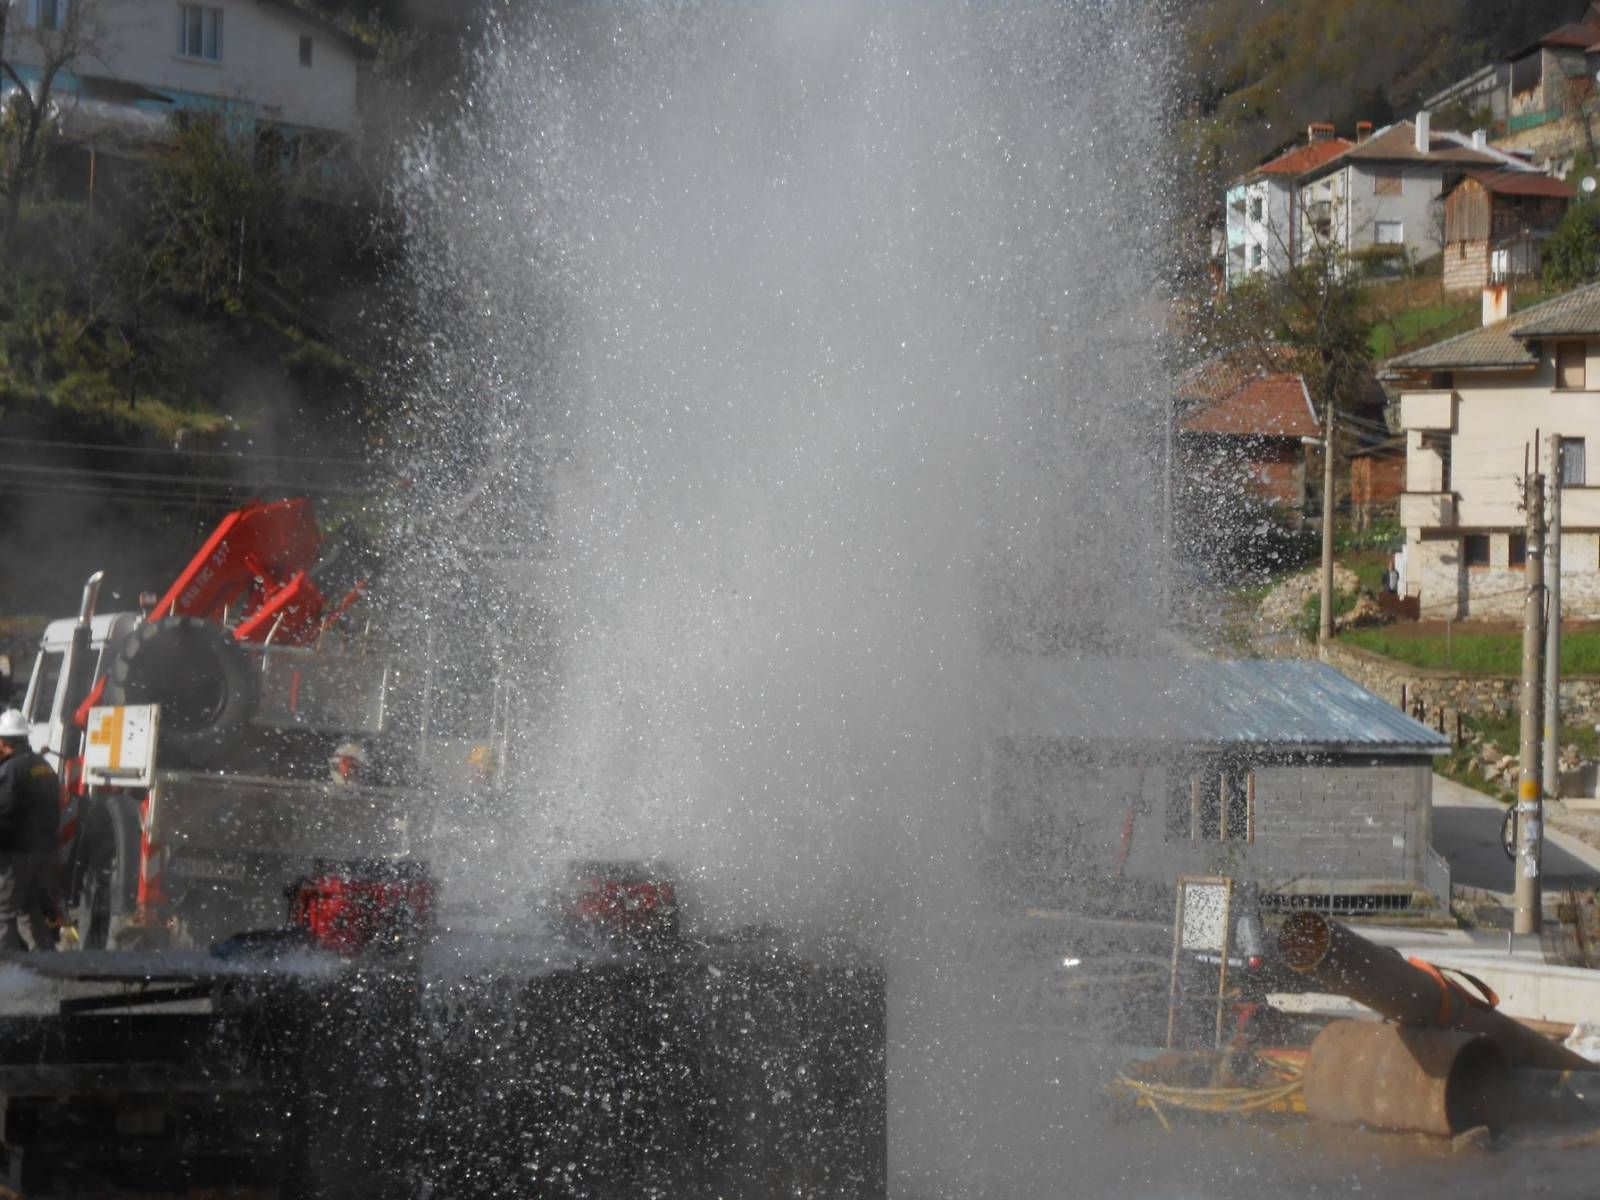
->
<box><xmin>983</xmin><ymin>741</ymin><xmax>1433</xmax><ymax>897</ymax></box>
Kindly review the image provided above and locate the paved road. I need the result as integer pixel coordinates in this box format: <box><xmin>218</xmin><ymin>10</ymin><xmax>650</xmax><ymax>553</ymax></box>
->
<box><xmin>1432</xmin><ymin>774</ymin><xmax>1600</xmax><ymax>893</ymax></box>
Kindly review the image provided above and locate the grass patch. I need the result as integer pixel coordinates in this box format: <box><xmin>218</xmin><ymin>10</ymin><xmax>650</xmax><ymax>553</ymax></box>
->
<box><xmin>1368</xmin><ymin>299</ymin><xmax>1476</xmax><ymax>360</ymax></box>
<box><xmin>1342</xmin><ymin>625</ymin><xmax>1600</xmax><ymax>675</ymax></box>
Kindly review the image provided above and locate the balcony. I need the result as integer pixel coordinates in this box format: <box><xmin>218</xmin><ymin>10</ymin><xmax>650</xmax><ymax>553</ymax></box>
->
<box><xmin>1400</xmin><ymin>390</ymin><xmax>1456</xmax><ymax>432</ymax></box>
<box><xmin>1400</xmin><ymin>492</ymin><xmax>1455</xmax><ymax>530</ymax></box>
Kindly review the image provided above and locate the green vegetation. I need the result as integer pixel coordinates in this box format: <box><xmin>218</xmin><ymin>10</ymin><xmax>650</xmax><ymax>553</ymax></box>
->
<box><xmin>1342</xmin><ymin>625</ymin><xmax>1600</xmax><ymax>675</ymax></box>
<box><xmin>1367</xmin><ymin>298</ymin><xmax>1477</xmax><ymax>360</ymax></box>
<box><xmin>1296</xmin><ymin>589</ymin><xmax>1358</xmax><ymax>643</ymax></box>
<box><xmin>1543</xmin><ymin>199</ymin><xmax>1600</xmax><ymax>291</ymax></box>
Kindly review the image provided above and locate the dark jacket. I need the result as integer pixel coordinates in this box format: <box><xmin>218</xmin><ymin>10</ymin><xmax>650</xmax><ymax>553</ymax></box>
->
<box><xmin>0</xmin><ymin>750</ymin><xmax>60</xmax><ymax>856</ymax></box>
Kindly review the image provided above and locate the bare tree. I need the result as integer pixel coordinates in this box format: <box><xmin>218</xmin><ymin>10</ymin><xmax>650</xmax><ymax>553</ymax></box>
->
<box><xmin>0</xmin><ymin>0</ymin><xmax>103</xmax><ymax>253</ymax></box>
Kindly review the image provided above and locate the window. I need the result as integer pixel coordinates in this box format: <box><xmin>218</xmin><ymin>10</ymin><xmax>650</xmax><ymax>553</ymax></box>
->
<box><xmin>1464</xmin><ymin>533</ymin><xmax>1491</xmax><ymax>567</ymax></box>
<box><xmin>299</xmin><ymin>35</ymin><xmax>313</xmax><ymax>67</ymax></box>
<box><xmin>24</xmin><ymin>651</ymin><xmax>63</xmax><ymax>724</ymax></box>
<box><xmin>1561</xmin><ymin>437</ymin><xmax>1587</xmax><ymax>487</ymax></box>
<box><xmin>179</xmin><ymin>4</ymin><xmax>223</xmax><ymax>61</ymax></box>
<box><xmin>1558</xmin><ymin>341</ymin><xmax>1587</xmax><ymax>390</ymax></box>
<box><xmin>1167</xmin><ymin>766</ymin><xmax>1254</xmax><ymax>844</ymax></box>
<box><xmin>1249</xmin><ymin>195</ymin><xmax>1264</xmax><ymax>222</ymax></box>
<box><xmin>1376</xmin><ymin>220</ymin><xmax>1405</xmax><ymax>245</ymax></box>
<box><xmin>1374</xmin><ymin>169</ymin><xmax>1402</xmax><ymax>197</ymax></box>
<box><xmin>28</xmin><ymin>0</ymin><xmax>69</xmax><ymax>30</ymax></box>
<box><xmin>1510</xmin><ymin>532</ymin><xmax>1527</xmax><ymax>568</ymax></box>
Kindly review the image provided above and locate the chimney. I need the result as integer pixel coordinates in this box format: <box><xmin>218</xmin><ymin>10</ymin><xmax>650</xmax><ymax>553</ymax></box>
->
<box><xmin>1472</xmin><ymin>128</ymin><xmax>1487</xmax><ymax>151</ymax></box>
<box><xmin>1356</xmin><ymin>120</ymin><xmax>1373</xmax><ymax>144</ymax></box>
<box><xmin>1415</xmin><ymin>110</ymin><xmax>1431</xmax><ymax>153</ymax></box>
<box><xmin>1308</xmin><ymin>122</ymin><xmax>1335</xmax><ymax>143</ymax></box>
<box><xmin>1483</xmin><ymin>284</ymin><xmax>1509</xmax><ymax>327</ymax></box>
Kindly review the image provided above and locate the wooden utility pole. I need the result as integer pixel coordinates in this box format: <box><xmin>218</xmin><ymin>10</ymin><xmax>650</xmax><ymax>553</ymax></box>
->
<box><xmin>1318</xmin><ymin>391</ymin><xmax>1336</xmax><ymax>642</ymax></box>
<box><xmin>1544</xmin><ymin>432</ymin><xmax>1563</xmax><ymax>800</ymax></box>
<box><xmin>1515</xmin><ymin>466</ymin><xmax>1546</xmax><ymax>936</ymax></box>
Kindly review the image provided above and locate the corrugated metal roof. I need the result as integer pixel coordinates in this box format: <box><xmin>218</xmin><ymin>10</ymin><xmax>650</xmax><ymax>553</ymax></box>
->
<box><xmin>1385</xmin><ymin>281</ymin><xmax>1600</xmax><ymax>373</ymax></box>
<box><xmin>982</xmin><ymin>657</ymin><xmax>1449</xmax><ymax>755</ymax></box>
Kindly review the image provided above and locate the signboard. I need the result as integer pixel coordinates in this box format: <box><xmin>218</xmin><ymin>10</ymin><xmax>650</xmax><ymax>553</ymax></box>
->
<box><xmin>84</xmin><ymin>704</ymin><xmax>160</xmax><ymax>787</ymax></box>
<box><xmin>1166</xmin><ymin>875</ymin><xmax>1234</xmax><ymax>1050</ymax></box>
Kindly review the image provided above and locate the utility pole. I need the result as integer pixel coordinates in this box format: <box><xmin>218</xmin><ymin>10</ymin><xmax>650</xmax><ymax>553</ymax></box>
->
<box><xmin>1318</xmin><ymin>389</ymin><xmax>1336</xmax><ymax>642</ymax></box>
<box><xmin>1544</xmin><ymin>432</ymin><xmax>1563</xmax><ymax>800</ymax></box>
<box><xmin>1515</xmin><ymin>466</ymin><xmax>1547</xmax><ymax>936</ymax></box>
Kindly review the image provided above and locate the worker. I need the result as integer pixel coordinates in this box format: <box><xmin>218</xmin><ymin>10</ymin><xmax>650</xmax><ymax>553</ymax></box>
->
<box><xmin>0</xmin><ymin>710</ymin><xmax>60</xmax><ymax>952</ymax></box>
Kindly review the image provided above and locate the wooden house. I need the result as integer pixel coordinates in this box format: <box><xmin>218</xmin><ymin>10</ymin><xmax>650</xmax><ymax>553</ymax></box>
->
<box><xmin>1442</xmin><ymin>170</ymin><xmax>1574</xmax><ymax>294</ymax></box>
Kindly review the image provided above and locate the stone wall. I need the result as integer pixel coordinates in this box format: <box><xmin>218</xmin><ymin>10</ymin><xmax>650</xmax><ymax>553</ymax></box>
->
<box><xmin>1320</xmin><ymin>638</ymin><xmax>1600</xmax><ymax>724</ymax></box>
<box><xmin>1442</xmin><ymin>239</ymin><xmax>1489</xmax><ymax>295</ymax></box>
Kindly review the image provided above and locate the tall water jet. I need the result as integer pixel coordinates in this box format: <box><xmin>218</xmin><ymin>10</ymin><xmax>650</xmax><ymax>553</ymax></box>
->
<box><xmin>394</xmin><ymin>1</ymin><xmax>1175</xmax><ymax>1190</ymax></box>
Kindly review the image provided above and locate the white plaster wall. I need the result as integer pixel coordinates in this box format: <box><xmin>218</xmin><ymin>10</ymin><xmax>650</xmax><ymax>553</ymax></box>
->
<box><xmin>11</xmin><ymin>0</ymin><xmax>359</xmax><ymax>134</ymax></box>
<box><xmin>1342</xmin><ymin>162</ymin><xmax>1444</xmax><ymax>263</ymax></box>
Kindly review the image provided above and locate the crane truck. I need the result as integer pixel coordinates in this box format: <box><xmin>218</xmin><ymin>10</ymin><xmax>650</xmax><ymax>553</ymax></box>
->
<box><xmin>18</xmin><ymin>497</ymin><xmax>417</xmax><ymax>947</ymax></box>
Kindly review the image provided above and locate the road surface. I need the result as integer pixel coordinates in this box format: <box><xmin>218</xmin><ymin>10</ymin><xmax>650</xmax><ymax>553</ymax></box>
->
<box><xmin>1432</xmin><ymin>773</ymin><xmax>1600</xmax><ymax>893</ymax></box>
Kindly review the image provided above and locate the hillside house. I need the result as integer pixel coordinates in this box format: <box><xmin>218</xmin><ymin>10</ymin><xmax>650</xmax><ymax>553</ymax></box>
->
<box><xmin>1177</xmin><ymin>364</ymin><xmax>1320</xmax><ymax>514</ymax></box>
<box><xmin>1441</xmin><ymin>171</ymin><xmax>1574</xmax><ymax>294</ymax></box>
<box><xmin>979</xmin><ymin>658</ymin><xmax>1451</xmax><ymax>911</ymax></box>
<box><xmin>1506</xmin><ymin>6</ymin><xmax>1600</xmax><ymax>139</ymax></box>
<box><xmin>1295</xmin><ymin>116</ymin><xmax>1540</xmax><ymax>273</ymax></box>
<box><xmin>1</xmin><ymin>0</ymin><xmax>367</xmax><ymax>144</ymax></box>
<box><xmin>1387</xmin><ymin>282</ymin><xmax>1600</xmax><ymax>619</ymax></box>
<box><xmin>1224</xmin><ymin>126</ymin><xmax>1353</xmax><ymax>287</ymax></box>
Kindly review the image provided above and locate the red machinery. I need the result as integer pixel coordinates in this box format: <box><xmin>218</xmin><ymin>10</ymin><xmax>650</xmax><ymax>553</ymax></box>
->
<box><xmin>21</xmin><ymin>498</ymin><xmax>393</xmax><ymax>950</ymax></box>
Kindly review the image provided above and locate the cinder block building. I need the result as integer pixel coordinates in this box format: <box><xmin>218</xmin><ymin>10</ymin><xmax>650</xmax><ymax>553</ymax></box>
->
<box><xmin>979</xmin><ymin>657</ymin><xmax>1450</xmax><ymax>911</ymax></box>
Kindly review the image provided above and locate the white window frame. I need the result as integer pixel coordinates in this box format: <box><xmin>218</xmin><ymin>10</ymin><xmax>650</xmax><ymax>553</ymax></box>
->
<box><xmin>178</xmin><ymin>4</ymin><xmax>225</xmax><ymax>62</ymax></box>
<box><xmin>1375</xmin><ymin>220</ymin><xmax>1404</xmax><ymax>246</ymax></box>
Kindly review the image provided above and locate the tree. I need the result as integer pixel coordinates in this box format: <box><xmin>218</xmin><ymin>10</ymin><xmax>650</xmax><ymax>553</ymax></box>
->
<box><xmin>0</xmin><ymin>0</ymin><xmax>103</xmax><ymax>254</ymax></box>
<box><xmin>1543</xmin><ymin>199</ymin><xmax>1600</xmax><ymax>291</ymax></box>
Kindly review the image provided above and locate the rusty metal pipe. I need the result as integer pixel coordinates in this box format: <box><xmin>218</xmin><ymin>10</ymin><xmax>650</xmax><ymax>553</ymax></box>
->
<box><xmin>1278</xmin><ymin>912</ymin><xmax>1597</xmax><ymax>1073</ymax></box>
<box><xmin>1303</xmin><ymin>1020</ymin><xmax>1509</xmax><ymax>1136</ymax></box>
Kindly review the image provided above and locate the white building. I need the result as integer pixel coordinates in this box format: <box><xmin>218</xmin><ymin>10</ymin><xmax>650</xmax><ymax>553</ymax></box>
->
<box><xmin>3</xmin><ymin>0</ymin><xmax>366</xmax><ymax>141</ymax></box>
<box><xmin>1295</xmin><ymin>115</ymin><xmax>1538</xmax><ymax>273</ymax></box>
<box><xmin>1223</xmin><ymin>125</ymin><xmax>1352</xmax><ymax>287</ymax></box>
<box><xmin>1387</xmin><ymin>283</ymin><xmax>1600</xmax><ymax>619</ymax></box>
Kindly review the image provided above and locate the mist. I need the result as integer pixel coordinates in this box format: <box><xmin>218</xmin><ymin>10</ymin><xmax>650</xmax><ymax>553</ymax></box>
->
<box><xmin>396</xmin><ymin>1</ymin><xmax>1176</xmax><ymax>1190</ymax></box>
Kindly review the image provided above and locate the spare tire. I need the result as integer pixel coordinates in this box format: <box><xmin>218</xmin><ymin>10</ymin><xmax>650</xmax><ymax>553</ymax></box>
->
<box><xmin>102</xmin><ymin>617</ymin><xmax>259</xmax><ymax>767</ymax></box>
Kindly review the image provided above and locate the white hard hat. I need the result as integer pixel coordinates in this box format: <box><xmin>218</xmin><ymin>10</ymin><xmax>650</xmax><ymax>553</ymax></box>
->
<box><xmin>0</xmin><ymin>710</ymin><xmax>29</xmax><ymax>739</ymax></box>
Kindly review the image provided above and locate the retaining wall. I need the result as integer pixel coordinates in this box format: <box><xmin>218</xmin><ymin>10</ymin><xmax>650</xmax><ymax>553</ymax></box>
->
<box><xmin>1320</xmin><ymin>638</ymin><xmax>1600</xmax><ymax>723</ymax></box>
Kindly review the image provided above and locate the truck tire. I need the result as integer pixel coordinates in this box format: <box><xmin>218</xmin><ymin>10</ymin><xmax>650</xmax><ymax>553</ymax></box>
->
<box><xmin>73</xmin><ymin>794</ymin><xmax>140</xmax><ymax>951</ymax></box>
<box><xmin>102</xmin><ymin>617</ymin><xmax>259</xmax><ymax>767</ymax></box>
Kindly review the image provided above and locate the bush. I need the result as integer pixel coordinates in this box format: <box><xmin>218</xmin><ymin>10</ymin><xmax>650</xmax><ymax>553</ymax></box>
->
<box><xmin>1543</xmin><ymin>199</ymin><xmax>1600</xmax><ymax>291</ymax></box>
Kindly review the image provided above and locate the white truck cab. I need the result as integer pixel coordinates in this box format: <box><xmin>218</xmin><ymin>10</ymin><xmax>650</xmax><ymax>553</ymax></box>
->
<box><xmin>22</xmin><ymin>612</ymin><xmax>142</xmax><ymax>770</ymax></box>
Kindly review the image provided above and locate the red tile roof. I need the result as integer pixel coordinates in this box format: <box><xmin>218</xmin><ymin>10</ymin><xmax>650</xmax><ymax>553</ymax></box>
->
<box><xmin>1461</xmin><ymin>169</ymin><xmax>1575</xmax><ymax>199</ymax></box>
<box><xmin>1255</xmin><ymin>137</ymin><xmax>1356</xmax><ymax>178</ymax></box>
<box><xmin>1180</xmin><ymin>374</ymin><xmax>1321</xmax><ymax>439</ymax></box>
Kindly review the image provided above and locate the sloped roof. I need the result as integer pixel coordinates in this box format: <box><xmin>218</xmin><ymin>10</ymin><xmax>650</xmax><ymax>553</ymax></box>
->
<box><xmin>982</xmin><ymin>657</ymin><xmax>1449</xmax><ymax>755</ymax></box>
<box><xmin>1255</xmin><ymin>138</ymin><xmax>1355</xmax><ymax>178</ymax></box>
<box><xmin>1180</xmin><ymin>374</ymin><xmax>1320</xmax><ymax>439</ymax></box>
<box><xmin>1175</xmin><ymin>346</ymin><xmax>1299</xmax><ymax>405</ymax></box>
<box><xmin>1456</xmin><ymin>169</ymin><xmax>1574</xmax><ymax>199</ymax></box>
<box><xmin>1385</xmin><ymin>281</ymin><xmax>1600</xmax><ymax>373</ymax></box>
<box><xmin>1512</xmin><ymin>21</ymin><xmax>1600</xmax><ymax>58</ymax></box>
<box><xmin>1341</xmin><ymin>121</ymin><xmax>1503</xmax><ymax>167</ymax></box>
